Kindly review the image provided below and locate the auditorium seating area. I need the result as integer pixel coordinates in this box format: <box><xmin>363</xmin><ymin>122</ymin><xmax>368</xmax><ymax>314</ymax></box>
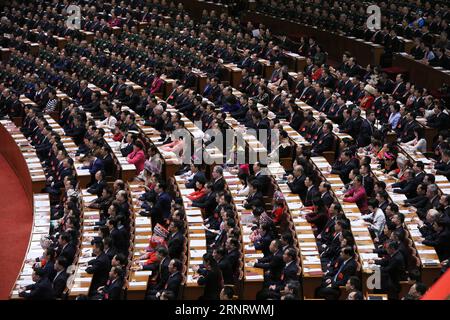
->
<box><xmin>0</xmin><ymin>0</ymin><xmax>449</xmax><ymax>301</ymax></box>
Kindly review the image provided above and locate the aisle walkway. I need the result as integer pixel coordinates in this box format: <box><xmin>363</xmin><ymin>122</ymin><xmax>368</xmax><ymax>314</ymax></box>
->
<box><xmin>0</xmin><ymin>154</ymin><xmax>32</xmax><ymax>299</ymax></box>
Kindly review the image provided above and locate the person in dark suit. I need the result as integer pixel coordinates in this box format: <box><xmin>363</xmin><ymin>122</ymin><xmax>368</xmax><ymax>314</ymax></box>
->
<box><xmin>287</xmin><ymin>165</ymin><xmax>307</xmax><ymax>199</ymax></box>
<box><xmin>18</xmin><ymin>268</ymin><xmax>55</xmax><ymax>300</ymax></box>
<box><xmin>182</xmin><ymin>66</ymin><xmax>197</xmax><ymax>88</ymax></box>
<box><xmin>312</xmin><ymin>122</ymin><xmax>335</xmax><ymax>156</ymax></box>
<box><xmin>167</xmin><ymin>220</ymin><xmax>185</xmax><ymax>260</ymax></box>
<box><xmin>86</xmin><ymin>241</ymin><xmax>112</xmax><ymax>296</ymax></box>
<box><xmin>253</xmin><ymin>224</ymin><xmax>275</xmax><ymax>258</ymax></box>
<box><xmin>95</xmin><ymin>266</ymin><xmax>124</xmax><ymax>300</ymax></box>
<box><xmin>287</xmin><ymin>103</ymin><xmax>304</xmax><ymax>131</ymax></box>
<box><xmin>87</xmin><ymin>170</ymin><xmax>107</xmax><ymax>196</ymax></box>
<box><xmin>427</xmin><ymin>100</ymin><xmax>450</xmax><ymax>131</ymax></box>
<box><xmin>435</xmin><ymin>149</ymin><xmax>450</xmax><ymax>180</ymax></box>
<box><xmin>52</xmin><ymin>256</ymin><xmax>69</xmax><ymax>299</ymax></box>
<box><xmin>243</xmin><ymin>180</ymin><xmax>264</xmax><ymax>209</ymax></box>
<box><xmin>185</xmin><ymin>164</ymin><xmax>207</xmax><ymax>189</ymax></box>
<box><xmin>225</xmin><ymin>238</ymin><xmax>241</xmax><ymax>276</ymax></box>
<box><xmin>319</xmin><ymin>181</ymin><xmax>334</xmax><ymax>208</ymax></box>
<box><xmin>400</xmin><ymin>112</ymin><xmax>420</xmax><ymax>143</ymax></box>
<box><xmin>148</xmin><ymin>182</ymin><xmax>172</xmax><ymax>229</ymax></box>
<box><xmin>357</xmin><ymin>111</ymin><xmax>375</xmax><ymax>147</ymax></box>
<box><xmin>144</xmin><ymin>247</ymin><xmax>171</xmax><ymax>293</ymax></box>
<box><xmin>197</xmin><ymin>253</ymin><xmax>223</xmax><ymax>300</ymax></box>
<box><xmin>108</xmin><ymin>217</ymin><xmax>129</xmax><ymax>256</ymax></box>
<box><xmin>391</xmin><ymin>169</ymin><xmax>418</xmax><ymax>199</ymax></box>
<box><xmin>57</xmin><ymin>233</ymin><xmax>76</xmax><ymax>266</ymax></box>
<box><xmin>304</xmin><ymin>176</ymin><xmax>319</xmax><ymax>206</ymax></box>
<box><xmin>331</xmin><ymin>150</ymin><xmax>358</xmax><ymax>184</ymax></box>
<box><xmin>404</xmin><ymin>183</ymin><xmax>428</xmax><ymax>209</ymax></box>
<box><xmin>147</xmin><ymin>259</ymin><xmax>183</xmax><ymax>300</ymax></box>
<box><xmin>253</xmin><ymin>162</ymin><xmax>272</xmax><ymax>195</ymax></box>
<box><xmin>192</xmin><ymin>183</ymin><xmax>217</xmax><ymax>216</ymax></box>
<box><xmin>211</xmin><ymin>166</ymin><xmax>226</xmax><ymax>193</ymax></box>
<box><xmin>270</xmin><ymin>248</ymin><xmax>299</xmax><ymax>292</ymax></box>
<box><xmin>213</xmin><ymin>247</ymin><xmax>234</xmax><ymax>285</ymax></box>
<box><xmin>372</xmin><ymin>241</ymin><xmax>407</xmax><ymax>299</ymax></box>
<box><xmin>422</xmin><ymin>220</ymin><xmax>450</xmax><ymax>261</ymax></box>
<box><xmin>253</xmin><ymin>239</ymin><xmax>285</xmax><ymax>285</ymax></box>
<box><xmin>315</xmin><ymin>246</ymin><xmax>358</xmax><ymax>300</ymax></box>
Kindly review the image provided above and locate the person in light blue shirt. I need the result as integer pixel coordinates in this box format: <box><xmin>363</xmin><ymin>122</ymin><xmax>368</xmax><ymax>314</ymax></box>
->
<box><xmin>388</xmin><ymin>103</ymin><xmax>401</xmax><ymax>130</ymax></box>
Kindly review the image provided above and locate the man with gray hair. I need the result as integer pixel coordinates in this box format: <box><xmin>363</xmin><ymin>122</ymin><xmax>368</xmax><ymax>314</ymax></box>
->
<box><xmin>211</xmin><ymin>165</ymin><xmax>225</xmax><ymax>192</ymax></box>
<box><xmin>417</xmin><ymin>209</ymin><xmax>442</xmax><ymax>238</ymax></box>
<box><xmin>418</xmin><ymin>184</ymin><xmax>441</xmax><ymax>219</ymax></box>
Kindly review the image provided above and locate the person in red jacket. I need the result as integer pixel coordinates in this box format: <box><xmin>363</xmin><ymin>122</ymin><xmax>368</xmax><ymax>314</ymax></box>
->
<box><xmin>127</xmin><ymin>140</ymin><xmax>146</xmax><ymax>174</ymax></box>
<box><xmin>188</xmin><ymin>180</ymin><xmax>207</xmax><ymax>201</ymax></box>
<box><xmin>359</xmin><ymin>84</ymin><xmax>375</xmax><ymax>110</ymax></box>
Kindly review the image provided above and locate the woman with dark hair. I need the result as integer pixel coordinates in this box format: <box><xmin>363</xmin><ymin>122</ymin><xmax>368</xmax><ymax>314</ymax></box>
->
<box><xmin>402</xmin><ymin>126</ymin><xmax>427</xmax><ymax>153</ymax></box>
<box><xmin>127</xmin><ymin>140</ymin><xmax>146</xmax><ymax>174</ymax></box>
<box><xmin>197</xmin><ymin>253</ymin><xmax>223</xmax><ymax>300</ymax></box>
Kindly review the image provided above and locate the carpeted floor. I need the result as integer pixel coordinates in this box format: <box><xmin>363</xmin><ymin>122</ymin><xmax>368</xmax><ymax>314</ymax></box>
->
<box><xmin>0</xmin><ymin>154</ymin><xmax>32</xmax><ymax>299</ymax></box>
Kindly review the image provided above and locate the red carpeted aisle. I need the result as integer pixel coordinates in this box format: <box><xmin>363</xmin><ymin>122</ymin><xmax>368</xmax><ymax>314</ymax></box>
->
<box><xmin>0</xmin><ymin>154</ymin><xmax>32</xmax><ymax>299</ymax></box>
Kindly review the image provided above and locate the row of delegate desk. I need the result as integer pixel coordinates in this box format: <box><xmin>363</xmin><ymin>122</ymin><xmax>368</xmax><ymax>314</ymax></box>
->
<box><xmin>10</xmin><ymin>194</ymin><xmax>51</xmax><ymax>299</ymax></box>
<box><xmin>0</xmin><ymin>119</ymin><xmax>46</xmax><ymax>196</ymax></box>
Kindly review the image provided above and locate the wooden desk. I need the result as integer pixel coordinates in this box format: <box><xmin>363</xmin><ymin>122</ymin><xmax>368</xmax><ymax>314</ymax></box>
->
<box><xmin>0</xmin><ymin>120</ymin><xmax>46</xmax><ymax>196</ymax></box>
<box><xmin>127</xmin><ymin>182</ymin><xmax>153</xmax><ymax>300</ymax></box>
<box><xmin>223</xmin><ymin>169</ymin><xmax>264</xmax><ymax>299</ymax></box>
<box><xmin>174</xmin><ymin>176</ymin><xmax>204</xmax><ymax>299</ymax></box>
<box><xmin>1</xmin><ymin>48</ymin><xmax>11</xmax><ymax>62</ymax></box>
<box><xmin>223</xmin><ymin>63</ymin><xmax>243</xmax><ymax>88</ymax></box>
<box><xmin>242</xmin><ymin>12</ymin><xmax>384</xmax><ymax>66</ymax></box>
<box><xmin>10</xmin><ymin>194</ymin><xmax>50</xmax><ymax>299</ymax></box>
<box><xmin>393</xmin><ymin>53</ymin><xmax>450</xmax><ymax>91</ymax></box>
<box><xmin>67</xmin><ymin>189</ymin><xmax>98</xmax><ymax>299</ymax></box>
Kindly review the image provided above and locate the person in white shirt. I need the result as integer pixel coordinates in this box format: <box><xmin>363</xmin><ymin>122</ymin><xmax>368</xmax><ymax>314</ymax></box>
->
<box><xmin>237</xmin><ymin>174</ymin><xmax>249</xmax><ymax>196</ymax></box>
<box><xmin>97</xmin><ymin>107</ymin><xmax>117</xmax><ymax>130</ymax></box>
<box><xmin>402</xmin><ymin>127</ymin><xmax>427</xmax><ymax>153</ymax></box>
<box><xmin>363</xmin><ymin>199</ymin><xmax>386</xmax><ymax>238</ymax></box>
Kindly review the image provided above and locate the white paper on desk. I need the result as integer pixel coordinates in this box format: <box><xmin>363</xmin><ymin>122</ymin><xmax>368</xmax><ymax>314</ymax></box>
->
<box><xmin>418</xmin><ymin>250</ymin><xmax>436</xmax><ymax>254</ymax></box>
<box><xmin>189</xmin><ymin>260</ymin><xmax>203</xmax><ymax>265</ymax></box>
<box><xmin>360</xmin><ymin>253</ymin><xmax>379</xmax><ymax>260</ymax></box>
<box><xmin>186</xmin><ymin>209</ymin><xmax>202</xmax><ymax>216</ymax></box>
<box><xmin>303</xmin><ymin>267</ymin><xmax>323</xmax><ymax>273</ymax></box>
<box><xmin>16</xmin><ymin>279</ymin><xmax>35</xmax><ymax>286</ymax></box>
<box><xmin>189</xmin><ymin>233</ymin><xmax>205</xmax><ymax>238</ymax></box>
<box><xmin>27</xmin><ymin>250</ymin><xmax>44</xmax><ymax>260</ymax></box>
<box><xmin>189</xmin><ymin>225</ymin><xmax>204</xmax><ymax>230</ymax></box>
<box><xmin>352</xmin><ymin>227</ymin><xmax>369</xmax><ymax>232</ymax></box>
<box><xmin>357</xmin><ymin>245</ymin><xmax>375</xmax><ymax>250</ymax></box>
<box><xmin>298</xmin><ymin>234</ymin><xmax>315</xmax><ymax>239</ymax></box>
<box><xmin>295</xmin><ymin>225</ymin><xmax>311</xmax><ymax>231</ymax></box>
<box><xmin>435</xmin><ymin>175</ymin><xmax>447</xmax><ymax>182</ymax></box>
<box><xmin>180</xmin><ymin>188</ymin><xmax>193</xmax><ymax>196</ymax></box>
<box><xmin>128</xmin><ymin>281</ymin><xmax>147</xmax><ymax>287</ymax></box>
<box><xmin>34</xmin><ymin>201</ymin><xmax>49</xmax><ymax>207</ymax></box>
<box><xmin>135</xmin><ymin>270</ymin><xmax>153</xmax><ymax>276</ymax></box>
<box><xmin>298</xmin><ymin>241</ymin><xmax>317</xmax><ymax>247</ymax></box>
<box><xmin>246</xmin><ymin>274</ymin><xmax>264</xmax><ymax>280</ymax></box>
<box><xmin>190</xmin><ymin>249</ymin><xmax>207</xmax><ymax>258</ymax></box>
<box><xmin>288</xmin><ymin>203</ymin><xmax>303</xmax><ymax>210</ymax></box>
<box><xmin>187</xmin><ymin>215</ymin><xmax>203</xmax><ymax>223</ymax></box>
<box><xmin>355</xmin><ymin>236</ymin><xmax>372</xmax><ymax>241</ymax></box>
<box><xmin>301</xmin><ymin>251</ymin><xmax>319</xmax><ymax>256</ymax></box>
<box><xmin>189</xmin><ymin>239</ymin><xmax>206</xmax><ymax>248</ymax></box>
<box><xmin>246</xmin><ymin>253</ymin><xmax>264</xmax><ymax>259</ymax></box>
<box><xmin>303</xmin><ymin>260</ymin><xmax>321</xmax><ymax>265</ymax></box>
